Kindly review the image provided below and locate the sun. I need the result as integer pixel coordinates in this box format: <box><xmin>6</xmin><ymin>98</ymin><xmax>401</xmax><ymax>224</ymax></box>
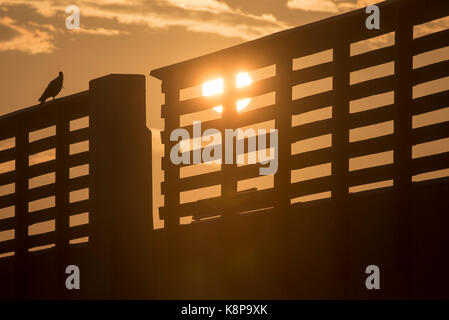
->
<box><xmin>202</xmin><ymin>72</ymin><xmax>252</xmax><ymax>113</ymax></box>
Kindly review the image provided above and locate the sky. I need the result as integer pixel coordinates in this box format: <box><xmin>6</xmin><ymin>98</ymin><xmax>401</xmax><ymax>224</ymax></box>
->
<box><xmin>0</xmin><ymin>0</ymin><xmax>449</xmax><ymax>250</ymax></box>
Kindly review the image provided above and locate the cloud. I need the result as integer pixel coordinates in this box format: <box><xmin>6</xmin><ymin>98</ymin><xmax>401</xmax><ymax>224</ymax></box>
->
<box><xmin>286</xmin><ymin>0</ymin><xmax>381</xmax><ymax>13</ymax></box>
<box><xmin>0</xmin><ymin>16</ymin><xmax>55</xmax><ymax>54</ymax></box>
<box><xmin>287</xmin><ymin>0</ymin><xmax>339</xmax><ymax>13</ymax></box>
<box><xmin>71</xmin><ymin>27</ymin><xmax>129</xmax><ymax>36</ymax></box>
<box><xmin>0</xmin><ymin>0</ymin><xmax>289</xmax><ymax>43</ymax></box>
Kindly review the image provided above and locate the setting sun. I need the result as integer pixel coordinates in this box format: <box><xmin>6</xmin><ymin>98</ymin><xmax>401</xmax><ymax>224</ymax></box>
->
<box><xmin>202</xmin><ymin>72</ymin><xmax>252</xmax><ymax>113</ymax></box>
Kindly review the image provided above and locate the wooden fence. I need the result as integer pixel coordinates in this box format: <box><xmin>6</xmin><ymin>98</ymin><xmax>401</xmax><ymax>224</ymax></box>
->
<box><xmin>151</xmin><ymin>0</ymin><xmax>449</xmax><ymax>230</ymax></box>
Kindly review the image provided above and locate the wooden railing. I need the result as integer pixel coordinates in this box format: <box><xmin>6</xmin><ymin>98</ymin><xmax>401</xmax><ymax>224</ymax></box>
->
<box><xmin>151</xmin><ymin>0</ymin><xmax>449</xmax><ymax>229</ymax></box>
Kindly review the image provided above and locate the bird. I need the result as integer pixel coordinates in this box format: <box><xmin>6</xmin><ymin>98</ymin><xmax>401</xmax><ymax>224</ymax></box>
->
<box><xmin>39</xmin><ymin>71</ymin><xmax>63</xmax><ymax>104</ymax></box>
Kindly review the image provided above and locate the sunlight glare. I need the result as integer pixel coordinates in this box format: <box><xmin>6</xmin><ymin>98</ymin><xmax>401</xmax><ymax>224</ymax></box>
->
<box><xmin>203</xmin><ymin>72</ymin><xmax>252</xmax><ymax>113</ymax></box>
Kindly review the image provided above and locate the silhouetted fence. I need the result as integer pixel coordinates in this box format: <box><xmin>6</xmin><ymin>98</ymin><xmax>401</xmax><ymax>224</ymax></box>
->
<box><xmin>0</xmin><ymin>74</ymin><xmax>151</xmax><ymax>298</ymax></box>
<box><xmin>151</xmin><ymin>0</ymin><xmax>449</xmax><ymax>228</ymax></box>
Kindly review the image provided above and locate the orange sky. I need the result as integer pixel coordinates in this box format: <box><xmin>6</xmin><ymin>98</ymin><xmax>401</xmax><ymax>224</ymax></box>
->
<box><xmin>1</xmin><ymin>0</ymin><xmax>449</xmax><ymax>252</ymax></box>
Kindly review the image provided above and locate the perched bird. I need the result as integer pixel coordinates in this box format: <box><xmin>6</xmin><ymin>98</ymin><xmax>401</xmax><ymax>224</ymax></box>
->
<box><xmin>39</xmin><ymin>71</ymin><xmax>63</xmax><ymax>104</ymax></box>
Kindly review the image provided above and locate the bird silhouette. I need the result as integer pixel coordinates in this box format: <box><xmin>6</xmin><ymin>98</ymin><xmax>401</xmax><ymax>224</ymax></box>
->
<box><xmin>39</xmin><ymin>71</ymin><xmax>63</xmax><ymax>104</ymax></box>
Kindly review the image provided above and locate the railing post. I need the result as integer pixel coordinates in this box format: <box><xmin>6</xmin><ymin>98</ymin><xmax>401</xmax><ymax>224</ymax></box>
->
<box><xmin>275</xmin><ymin>54</ymin><xmax>293</xmax><ymax>215</ymax></box>
<box><xmin>394</xmin><ymin>0</ymin><xmax>414</xmax><ymax>298</ymax></box>
<box><xmin>332</xmin><ymin>21</ymin><xmax>351</xmax><ymax>298</ymax></box>
<box><xmin>14</xmin><ymin>128</ymin><xmax>28</xmax><ymax>299</ymax></box>
<box><xmin>222</xmin><ymin>74</ymin><xmax>238</xmax><ymax>220</ymax></box>
<box><xmin>162</xmin><ymin>82</ymin><xmax>181</xmax><ymax>229</ymax></box>
<box><xmin>88</xmin><ymin>74</ymin><xmax>152</xmax><ymax>298</ymax></box>
<box><xmin>55</xmin><ymin>108</ymin><xmax>70</xmax><ymax>297</ymax></box>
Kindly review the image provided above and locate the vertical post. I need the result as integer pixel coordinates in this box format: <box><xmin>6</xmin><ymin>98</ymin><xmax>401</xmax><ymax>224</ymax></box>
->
<box><xmin>89</xmin><ymin>74</ymin><xmax>152</xmax><ymax>298</ymax></box>
<box><xmin>394</xmin><ymin>0</ymin><xmax>414</xmax><ymax>298</ymax></box>
<box><xmin>275</xmin><ymin>54</ymin><xmax>293</xmax><ymax>215</ymax></box>
<box><xmin>56</xmin><ymin>109</ymin><xmax>70</xmax><ymax>297</ymax></box>
<box><xmin>332</xmin><ymin>21</ymin><xmax>351</xmax><ymax>298</ymax></box>
<box><xmin>14</xmin><ymin>128</ymin><xmax>28</xmax><ymax>299</ymax></box>
<box><xmin>222</xmin><ymin>74</ymin><xmax>238</xmax><ymax>219</ymax></box>
<box><xmin>162</xmin><ymin>82</ymin><xmax>181</xmax><ymax>229</ymax></box>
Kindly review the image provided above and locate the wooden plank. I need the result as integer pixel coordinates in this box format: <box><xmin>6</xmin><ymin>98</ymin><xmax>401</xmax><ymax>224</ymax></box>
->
<box><xmin>69</xmin><ymin>127</ymin><xmax>89</xmax><ymax>144</ymax></box>
<box><xmin>0</xmin><ymin>239</ymin><xmax>15</xmax><ymax>254</ymax></box>
<box><xmin>349</xmin><ymin>75</ymin><xmax>396</xmax><ymax>101</ymax></box>
<box><xmin>350</xmin><ymin>46</ymin><xmax>396</xmax><ymax>72</ymax></box>
<box><xmin>27</xmin><ymin>183</ymin><xmax>56</xmax><ymax>202</ymax></box>
<box><xmin>413</xmin><ymin>29</ymin><xmax>449</xmax><ymax>55</ymax></box>
<box><xmin>349</xmin><ymin>134</ymin><xmax>395</xmax><ymax>158</ymax></box>
<box><xmin>0</xmin><ymin>171</ymin><xmax>15</xmax><ymax>186</ymax></box>
<box><xmin>27</xmin><ymin>207</ymin><xmax>56</xmax><ymax>225</ymax></box>
<box><xmin>348</xmin><ymin>163</ymin><xmax>394</xmax><ymax>186</ymax></box>
<box><xmin>69</xmin><ymin>224</ymin><xmax>89</xmax><ymax>239</ymax></box>
<box><xmin>411</xmin><ymin>151</ymin><xmax>449</xmax><ymax>175</ymax></box>
<box><xmin>27</xmin><ymin>231</ymin><xmax>56</xmax><ymax>249</ymax></box>
<box><xmin>349</xmin><ymin>104</ymin><xmax>394</xmax><ymax>129</ymax></box>
<box><xmin>411</xmin><ymin>121</ymin><xmax>449</xmax><ymax>145</ymax></box>
<box><xmin>290</xmin><ymin>118</ymin><xmax>332</xmax><ymax>142</ymax></box>
<box><xmin>290</xmin><ymin>147</ymin><xmax>332</xmax><ymax>170</ymax></box>
<box><xmin>412</xmin><ymin>90</ymin><xmax>449</xmax><ymax>115</ymax></box>
<box><xmin>69</xmin><ymin>151</ymin><xmax>89</xmax><ymax>167</ymax></box>
<box><xmin>289</xmin><ymin>175</ymin><xmax>332</xmax><ymax>198</ymax></box>
<box><xmin>0</xmin><ymin>193</ymin><xmax>14</xmax><ymax>210</ymax></box>
<box><xmin>0</xmin><ymin>148</ymin><xmax>15</xmax><ymax>164</ymax></box>
<box><xmin>290</xmin><ymin>91</ymin><xmax>333</xmax><ymax>115</ymax></box>
<box><xmin>412</xmin><ymin>60</ymin><xmax>449</xmax><ymax>86</ymax></box>
<box><xmin>291</xmin><ymin>62</ymin><xmax>333</xmax><ymax>86</ymax></box>
<box><xmin>28</xmin><ymin>136</ymin><xmax>56</xmax><ymax>155</ymax></box>
<box><xmin>27</xmin><ymin>160</ymin><xmax>56</xmax><ymax>178</ymax></box>
<box><xmin>69</xmin><ymin>199</ymin><xmax>89</xmax><ymax>215</ymax></box>
<box><xmin>69</xmin><ymin>175</ymin><xmax>89</xmax><ymax>191</ymax></box>
<box><xmin>0</xmin><ymin>216</ymin><xmax>15</xmax><ymax>232</ymax></box>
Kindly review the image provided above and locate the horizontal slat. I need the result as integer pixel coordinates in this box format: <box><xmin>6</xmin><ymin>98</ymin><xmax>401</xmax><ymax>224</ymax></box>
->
<box><xmin>69</xmin><ymin>151</ymin><xmax>89</xmax><ymax>167</ymax></box>
<box><xmin>69</xmin><ymin>175</ymin><xmax>89</xmax><ymax>191</ymax></box>
<box><xmin>0</xmin><ymin>171</ymin><xmax>15</xmax><ymax>186</ymax></box>
<box><xmin>0</xmin><ymin>216</ymin><xmax>15</xmax><ymax>232</ymax></box>
<box><xmin>290</xmin><ymin>118</ymin><xmax>332</xmax><ymax>142</ymax></box>
<box><xmin>164</xmin><ymin>131</ymin><xmax>273</xmax><ymax>169</ymax></box>
<box><xmin>349</xmin><ymin>134</ymin><xmax>395</xmax><ymax>158</ymax></box>
<box><xmin>69</xmin><ymin>200</ymin><xmax>89</xmax><ymax>215</ymax></box>
<box><xmin>291</xmin><ymin>62</ymin><xmax>333</xmax><ymax>86</ymax></box>
<box><xmin>349</xmin><ymin>75</ymin><xmax>395</xmax><ymax>101</ymax></box>
<box><xmin>290</xmin><ymin>91</ymin><xmax>333</xmax><ymax>115</ymax></box>
<box><xmin>412</xmin><ymin>151</ymin><xmax>449</xmax><ymax>176</ymax></box>
<box><xmin>0</xmin><ymin>193</ymin><xmax>15</xmax><ymax>210</ymax></box>
<box><xmin>28</xmin><ymin>136</ymin><xmax>56</xmax><ymax>155</ymax></box>
<box><xmin>412</xmin><ymin>121</ymin><xmax>449</xmax><ymax>145</ymax></box>
<box><xmin>160</xmin><ymin>196</ymin><xmax>223</xmax><ymax>219</ymax></box>
<box><xmin>349</xmin><ymin>105</ymin><xmax>394</xmax><ymax>129</ymax></box>
<box><xmin>348</xmin><ymin>163</ymin><xmax>394</xmax><ymax>187</ymax></box>
<box><xmin>412</xmin><ymin>60</ymin><xmax>449</xmax><ymax>86</ymax></box>
<box><xmin>289</xmin><ymin>175</ymin><xmax>332</xmax><ymax>198</ymax></box>
<box><xmin>27</xmin><ymin>207</ymin><xmax>56</xmax><ymax>225</ymax></box>
<box><xmin>236</xmin><ymin>104</ymin><xmax>278</xmax><ymax>128</ymax></box>
<box><xmin>69</xmin><ymin>127</ymin><xmax>90</xmax><ymax>144</ymax></box>
<box><xmin>412</xmin><ymin>90</ymin><xmax>449</xmax><ymax>115</ymax></box>
<box><xmin>69</xmin><ymin>224</ymin><xmax>89</xmax><ymax>239</ymax></box>
<box><xmin>28</xmin><ymin>160</ymin><xmax>55</xmax><ymax>178</ymax></box>
<box><xmin>350</xmin><ymin>46</ymin><xmax>395</xmax><ymax>71</ymax></box>
<box><xmin>0</xmin><ymin>148</ymin><xmax>15</xmax><ymax>163</ymax></box>
<box><xmin>232</xmin><ymin>188</ymin><xmax>274</xmax><ymax>213</ymax></box>
<box><xmin>413</xmin><ymin>29</ymin><xmax>449</xmax><ymax>55</ymax></box>
<box><xmin>27</xmin><ymin>183</ymin><xmax>55</xmax><ymax>202</ymax></box>
<box><xmin>28</xmin><ymin>231</ymin><xmax>56</xmax><ymax>249</ymax></box>
<box><xmin>162</xmin><ymin>162</ymin><xmax>263</xmax><ymax>193</ymax></box>
<box><xmin>0</xmin><ymin>239</ymin><xmax>15</xmax><ymax>254</ymax></box>
<box><xmin>290</xmin><ymin>148</ymin><xmax>332</xmax><ymax>170</ymax></box>
<box><xmin>167</xmin><ymin>77</ymin><xmax>276</xmax><ymax>117</ymax></box>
